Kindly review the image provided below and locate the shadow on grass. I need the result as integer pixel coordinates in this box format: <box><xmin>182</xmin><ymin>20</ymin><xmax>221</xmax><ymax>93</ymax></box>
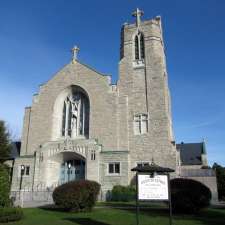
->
<box><xmin>63</xmin><ymin>218</ymin><xmax>110</xmax><ymax>225</ymax></box>
<box><xmin>120</xmin><ymin>206</ymin><xmax>169</xmax><ymax>217</ymax></box>
<box><xmin>100</xmin><ymin>201</ymin><xmax>167</xmax><ymax>208</ymax></box>
<box><xmin>39</xmin><ymin>204</ymin><xmax>71</xmax><ymax>212</ymax></box>
<box><xmin>120</xmin><ymin>206</ymin><xmax>225</xmax><ymax>225</ymax></box>
<box><xmin>39</xmin><ymin>203</ymin><xmax>225</xmax><ymax>225</ymax></box>
<box><xmin>196</xmin><ymin>209</ymin><xmax>225</xmax><ymax>225</ymax></box>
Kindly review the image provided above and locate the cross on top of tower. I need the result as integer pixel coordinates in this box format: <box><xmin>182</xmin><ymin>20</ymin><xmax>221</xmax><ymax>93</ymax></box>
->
<box><xmin>71</xmin><ymin>45</ymin><xmax>80</xmax><ymax>62</ymax></box>
<box><xmin>132</xmin><ymin>8</ymin><xmax>144</xmax><ymax>27</ymax></box>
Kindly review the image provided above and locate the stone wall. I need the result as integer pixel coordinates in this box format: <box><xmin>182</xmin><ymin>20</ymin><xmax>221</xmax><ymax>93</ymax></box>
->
<box><xmin>180</xmin><ymin>167</ymin><xmax>218</xmax><ymax>203</ymax></box>
<box><xmin>20</xmin><ymin>107</ymin><xmax>31</xmax><ymax>156</ymax></box>
<box><xmin>99</xmin><ymin>150</ymin><xmax>129</xmax><ymax>200</ymax></box>
<box><xmin>118</xmin><ymin>17</ymin><xmax>177</xmax><ymax>183</ymax></box>
<box><xmin>11</xmin><ymin>156</ymin><xmax>35</xmax><ymax>191</ymax></box>
<box><xmin>20</xmin><ymin>61</ymin><xmax>118</xmax><ymax>156</ymax></box>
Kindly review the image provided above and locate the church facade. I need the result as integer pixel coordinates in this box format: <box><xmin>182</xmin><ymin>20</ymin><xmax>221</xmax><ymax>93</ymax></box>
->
<box><xmin>10</xmin><ymin>9</ymin><xmax>217</xmax><ymax>203</ymax></box>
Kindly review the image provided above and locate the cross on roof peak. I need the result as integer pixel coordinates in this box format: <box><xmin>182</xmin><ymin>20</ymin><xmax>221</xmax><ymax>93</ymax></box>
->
<box><xmin>71</xmin><ymin>45</ymin><xmax>80</xmax><ymax>62</ymax></box>
<box><xmin>132</xmin><ymin>8</ymin><xmax>144</xmax><ymax>27</ymax></box>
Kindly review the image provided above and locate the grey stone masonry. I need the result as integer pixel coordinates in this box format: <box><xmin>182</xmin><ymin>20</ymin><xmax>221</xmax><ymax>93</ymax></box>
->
<box><xmin>10</xmin><ymin>11</ymin><xmax>217</xmax><ymax>204</ymax></box>
<box><xmin>118</xmin><ymin>17</ymin><xmax>177</xmax><ymax>182</ymax></box>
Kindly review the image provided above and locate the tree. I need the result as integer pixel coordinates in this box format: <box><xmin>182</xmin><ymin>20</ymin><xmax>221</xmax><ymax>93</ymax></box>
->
<box><xmin>0</xmin><ymin>120</ymin><xmax>11</xmax><ymax>163</ymax></box>
<box><xmin>212</xmin><ymin>163</ymin><xmax>225</xmax><ymax>200</ymax></box>
<box><xmin>0</xmin><ymin>164</ymin><xmax>10</xmax><ymax>207</ymax></box>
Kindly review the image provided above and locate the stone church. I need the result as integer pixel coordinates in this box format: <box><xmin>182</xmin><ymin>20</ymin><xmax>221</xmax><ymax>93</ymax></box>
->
<box><xmin>10</xmin><ymin>9</ymin><xmax>217</xmax><ymax>203</ymax></box>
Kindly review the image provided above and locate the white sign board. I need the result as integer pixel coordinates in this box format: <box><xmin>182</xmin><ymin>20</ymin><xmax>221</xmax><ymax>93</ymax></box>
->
<box><xmin>138</xmin><ymin>174</ymin><xmax>169</xmax><ymax>200</ymax></box>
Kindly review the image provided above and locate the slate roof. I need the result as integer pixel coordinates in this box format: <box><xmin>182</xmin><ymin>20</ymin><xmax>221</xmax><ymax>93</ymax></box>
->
<box><xmin>176</xmin><ymin>142</ymin><xmax>206</xmax><ymax>165</ymax></box>
<box><xmin>9</xmin><ymin>141</ymin><xmax>21</xmax><ymax>159</ymax></box>
<box><xmin>131</xmin><ymin>162</ymin><xmax>175</xmax><ymax>173</ymax></box>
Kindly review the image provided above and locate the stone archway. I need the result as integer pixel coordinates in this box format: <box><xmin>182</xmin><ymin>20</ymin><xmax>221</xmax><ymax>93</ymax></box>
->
<box><xmin>34</xmin><ymin>138</ymin><xmax>100</xmax><ymax>190</ymax></box>
<box><xmin>51</xmin><ymin>85</ymin><xmax>90</xmax><ymax>140</ymax></box>
<box><xmin>46</xmin><ymin>151</ymin><xmax>86</xmax><ymax>187</ymax></box>
<box><xmin>59</xmin><ymin>153</ymin><xmax>85</xmax><ymax>184</ymax></box>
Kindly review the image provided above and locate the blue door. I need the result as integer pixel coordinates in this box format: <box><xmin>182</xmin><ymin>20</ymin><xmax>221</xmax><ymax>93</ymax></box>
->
<box><xmin>60</xmin><ymin>159</ymin><xmax>85</xmax><ymax>184</ymax></box>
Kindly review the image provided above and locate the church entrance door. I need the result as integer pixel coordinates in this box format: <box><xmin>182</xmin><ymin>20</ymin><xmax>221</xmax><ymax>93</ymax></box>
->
<box><xmin>60</xmin><ymin>159</ymin><xmax>85</xmax><ymax>184</ymax></box>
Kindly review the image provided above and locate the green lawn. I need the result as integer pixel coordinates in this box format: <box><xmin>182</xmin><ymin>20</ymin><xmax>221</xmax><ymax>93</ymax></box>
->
<box><xmin>1</xmin><ymin>206</ymin><xmax>225</xmax><ymax>225</ymax></box>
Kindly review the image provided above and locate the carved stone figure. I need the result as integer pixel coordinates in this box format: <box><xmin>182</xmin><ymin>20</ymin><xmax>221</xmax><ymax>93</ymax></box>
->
<box><xmin>62</xmin><ymin>92</ymin><xmax>88</xmax><ymax>138</ymax></box>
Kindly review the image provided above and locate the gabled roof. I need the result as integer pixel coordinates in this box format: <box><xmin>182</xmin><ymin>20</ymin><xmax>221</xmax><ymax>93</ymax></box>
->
<box><xmin>9</xmin><ymin>141</ymin><xmax>21</xmax><ymax>159</ymax></box>
<box><xmin>176</xmin><ymin>142</ymin><xmax>206</xmax><ymax>165</ymax></box>
<box><xmin>131</xmin><ymin>162</ymin><xmax>174</xmax><ymax>173</ymax></box>
<box><xmin>39</xmin><ymin>60</ymin><xmax>112</xmax><ymax>88</ymax></box>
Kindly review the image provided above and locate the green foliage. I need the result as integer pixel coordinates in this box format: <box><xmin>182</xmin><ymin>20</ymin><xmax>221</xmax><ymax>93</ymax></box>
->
<box><xmin>109</xmin><ymin>185</ymin><xmax>136</xmax><ymax>202</ymax></box>
<box><xmin>52</xmin><ymin>180</ymin><xmax>100</xmax><ymax>211</ymax></box>
<box><xmin>212</xmin><ymin>163</ymin><xmax>225</xmax><ymax>200</ymax></box>
<box><xmin>171</xmin><ymin>178</ymin><xmax>211</xmax><ymax>214</ymax></box>
<box><xmin>0</xmin><ymin>120</ymin><xmax>11</xmax><ymax>163</ymax></box>
<box><xmin>0</xmin><ymin>164</ymin><xmax>11</xmax><ymax>207</ymax></box>
<box><xmin>0</xmin><ymin>207</ymin><xmax>23</xmax><ymax>223</ymax></box>
<box><xmin>3</xmin><ymin>207</ymin><xmax>225</xmax><ymax>225</ymax></box>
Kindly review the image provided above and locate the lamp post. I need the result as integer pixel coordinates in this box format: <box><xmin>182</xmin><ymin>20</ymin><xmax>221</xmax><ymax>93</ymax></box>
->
<box><xmin>68</xmin><ymin>163</ymin><xmax>71</xmax><ymax>182</ymax></box>
<box><xmin>19</xmin><ymin>165</ymin><xmax>25</xmax><ymax>208</ymax></box>
<box><xmin>19</xmin><ymin>165</ymin><xmax>25</xmax><ymax>190</ymax></box>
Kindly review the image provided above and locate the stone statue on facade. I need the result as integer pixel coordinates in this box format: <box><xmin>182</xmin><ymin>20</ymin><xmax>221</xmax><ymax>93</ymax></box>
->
<box><xmin>70</xmin><ymin>94</ymin><xmax>80</xmax><ymax>137</ymax></box>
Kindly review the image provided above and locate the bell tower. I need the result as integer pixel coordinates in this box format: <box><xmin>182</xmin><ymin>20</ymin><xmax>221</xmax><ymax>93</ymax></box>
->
<box><xmin>117</xmin><ymin>9</ymin><xmax>177</xmax><ymax>173</ymax></box>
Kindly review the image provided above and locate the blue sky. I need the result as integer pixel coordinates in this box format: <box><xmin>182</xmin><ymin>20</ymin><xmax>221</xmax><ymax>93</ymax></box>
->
<box><xmin>0</xmin><ymin>0</ymin><xmax>225</xmax><ymax>165</ymax></box>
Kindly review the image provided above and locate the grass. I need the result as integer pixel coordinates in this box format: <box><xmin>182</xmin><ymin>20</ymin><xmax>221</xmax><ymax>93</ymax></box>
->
<box><xmin>1</xmin><ymin>205</ymin><xmax>225</xmax><ymax>225</ymax></box>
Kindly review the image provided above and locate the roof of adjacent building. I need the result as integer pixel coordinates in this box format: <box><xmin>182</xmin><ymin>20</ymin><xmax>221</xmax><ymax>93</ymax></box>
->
<box><xmin>9</xmin><ymin>141</ymin><xmax>21</xmax><ymax>159</ymax></box>
<box><xmin>176</xmin><ymin>142</ymin><xmax>206</xmax><ymax>165</ymax></box>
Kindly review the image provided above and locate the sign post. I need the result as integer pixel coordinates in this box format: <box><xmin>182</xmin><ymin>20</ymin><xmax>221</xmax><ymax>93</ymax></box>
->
<box><xmin>131</xmin><ymin>162</ymin><xmax>174</xmax><ymax>225</ymax></box>
<box><xmin>136</xmin><ymin>172</ymin><xmax>139</xmax><ymax>225</ymax></box>
<box><xmin>168</xmin><ymin>173</ymin><xmax>172</xmax><ymax>225</ymax></box>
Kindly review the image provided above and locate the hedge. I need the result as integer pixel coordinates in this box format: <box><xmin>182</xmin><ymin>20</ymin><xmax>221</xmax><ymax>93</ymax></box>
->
<box><xmin>52</xmin><ymin>180</ymin><xmax>100</xmax><ymax>211</ymax></box>
<box><xmin>0</xmin><ymin>207</ymin><xmax>23</xmax><ymax>223</ymax></box>
<box><xmin>170</xmin><ymin>178</ymin><xmax>211</xmax><ymax>214</ymax></box>
<box><xmin>109</xmin><ymin>185</ymin><xmax>136</xmax><ymax>202</ymax></box>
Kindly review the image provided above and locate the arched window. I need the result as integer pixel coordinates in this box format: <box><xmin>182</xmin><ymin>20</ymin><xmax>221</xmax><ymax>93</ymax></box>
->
<box><xmin>135</xmin><ymin>35</ymin><xmax>139</xmax><ymax>60</ymax></box>
<box><xmin>134</xmin><ymin>32</ymin><xmax>145</xmax><ymax>60</ymax></box>
<box><xmin>62</xmin><ymin>90</ymin><xmax>89</xmax><ymax>138</ymax></box>
<box><xmin>140</xmin><ymin>34</ymin><xmax>145</xmax><ymax>59</ymax></box>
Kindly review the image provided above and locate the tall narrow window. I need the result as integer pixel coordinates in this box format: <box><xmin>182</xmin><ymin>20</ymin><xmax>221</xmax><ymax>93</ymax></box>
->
<box><xmin>91</xmin><ymin>150</ymin><xmax>96</xmax><ymax>160</ymax></box>
<box><xmin>134</xmin><ymin>115</ymin><xmax>141</xmax><ymax>134</ymax></box>
<box><xmin>140</xmin><ymin>34</ymin><xmax>145</xmax><ymax>59</ymax></box>
<box><xmin>68</xmin><ymin>102</ymin><xmax>72</xmax><ymax>136</ymax></box>
<box><xmin>135</xmin><ymin>35</ymin><xmax>139</xmax><ymax>60</ymax></box>
<box><xmin>108</xmin><ymin>163</ymin><xmax>120</xmax><ymax>175</ymax></box>
<box><xmin>19</xmin><ymin>165</ymin><xmax>30</xmax><ymax>177</ymax></box>
<box><xmin>134</xmin><ymin>114</ymin><xmax>148</xmax><ymax>135</ymax></box>
<box><xmin>62</xmin><ymin>90</ymin><xmax>89</xmax><ymax>138</ymax></box>
<box><xmin>25</xmin><ymin>166</ymin><xmax>30</xmax><ymax>176</ymax></box>
<box><xmin>62</xmin><ymin>102</ymin><xmax>66</xmax><ymax>136</ymax></box>
<box><xmin>134</xmin><ymin>32</ymin><xmax>145</xmax><ymax>60</ymax></box>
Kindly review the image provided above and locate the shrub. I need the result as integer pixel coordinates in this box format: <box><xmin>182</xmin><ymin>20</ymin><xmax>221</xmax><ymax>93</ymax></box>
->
<box><xmin>170</xmin><ymin>178</ymin><xmax>211</xmax><ymax>214</ymax></box>
<box><xmin>110</xmin><ymin>185</ymin><xmax>136</xmax><ymax>202</ymax></box>
<box><xmin>0</xmin><ymin>164</ymin><xmax>10</xmax><ymax>207</ymax></box>
<box><xmin>0</xmin><ymin>207</ymin><xmax>23</xmax><ymax>223</ymax></box>
<box><xmin>52</xmin><ymin>180</ymin><xmax>100</xmax><ymax>211</ymax></box>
